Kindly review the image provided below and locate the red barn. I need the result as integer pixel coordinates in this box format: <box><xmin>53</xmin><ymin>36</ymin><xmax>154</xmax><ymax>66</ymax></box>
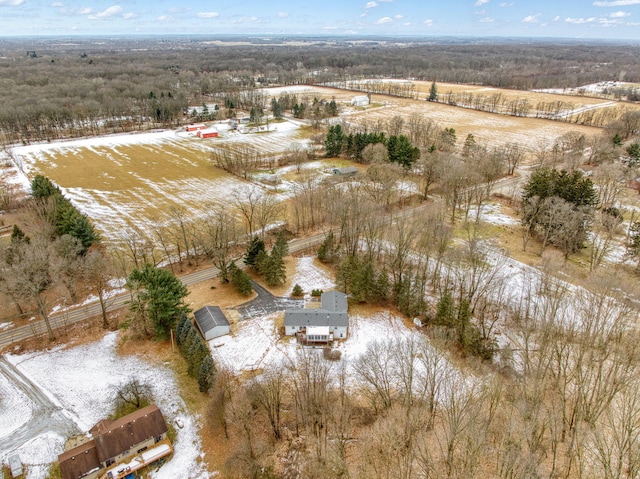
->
<box><xmin>186</xmin><ymin>123</ymin><xmax>206</xmax><ymax>132</ymax></box>
<box><xmin>197</xmin><ymin>127</ymin><xmax>219</xmax><ymax>139</ymax></box>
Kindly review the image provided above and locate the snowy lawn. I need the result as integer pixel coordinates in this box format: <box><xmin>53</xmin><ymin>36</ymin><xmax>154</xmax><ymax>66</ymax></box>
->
<box><xmin>1</xmin><ymin>332</ymin><xmax>210</xmax><ymax>479</ymax></box>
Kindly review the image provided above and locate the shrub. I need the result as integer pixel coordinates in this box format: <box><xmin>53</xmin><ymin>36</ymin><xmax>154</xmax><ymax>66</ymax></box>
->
<box><xmin>292</xmin><ymin>284</ymin><xmax>303</xmax><ymax>297</ymax></box>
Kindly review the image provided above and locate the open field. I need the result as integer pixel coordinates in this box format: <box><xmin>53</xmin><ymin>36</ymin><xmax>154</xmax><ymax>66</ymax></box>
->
<box><xmin>8</xmin><ymin>83</ymin><xmax>629</xmax><ymax>246</ymax></box>
<box><xmin>10</xmin><ymin>122</ymin><xmax>310</xmax><ymax>243</ymax></box>
<box><xmin>345</xmin><ymin>97</ymin><xmax>602</xmax><ymax>151</ymax></box>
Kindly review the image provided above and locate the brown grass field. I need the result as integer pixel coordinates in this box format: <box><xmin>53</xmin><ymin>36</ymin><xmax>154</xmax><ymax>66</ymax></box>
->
<box><xmin>10</xmin><ymin>83</ymin><xmax>629</xmax><ymax>246</ymax></box>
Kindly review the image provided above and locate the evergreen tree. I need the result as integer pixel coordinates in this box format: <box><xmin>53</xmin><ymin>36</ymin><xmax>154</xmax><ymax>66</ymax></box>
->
<box><xmin>198</xmin><ymin>354</ymin><xmax>216</xmax><ymax>392</ymax></box>
<box><xmin>180</xmin><ymin>326</ymin><xmax>198</xmax><ymax>357</ymax></box>
<box><xmin>336</xmin><ymin>254</ymin><xmax>357</xmax><ymax>293</ymax></box>
<box><xmin>626</xmin><ymin>143</ymin><xmax>640</xmax><ymax>166</ymax></box>
<box><xmin>317</xmin><ymin>230</ymin><xmax>337</xmax><ymax>263</ymax></box>
<box><xmin>254</xmin><ymin>249</ymin><xmax>269</xmax><ymax>275</ymax></box>
<box><xmin>272</xmin><ymin>230</ymin><xmax>289</xmax><ymax>258</ymax></box>
<box><xmin>387</xmin><ymin>135</ymin><xmax>420</xmax><ymax>168</ymax></box>
<box><xmin>434</xmin><ymin>289</ymin><xmax>455</xmax><ymax>328</ymax></box>
<box><xmin>374</xmin><ymin>269</ymin><xmax>391</xmax><ymax>305</ymax></box>
<box><xmin>175</xmin><ymin>313</ymin><xmax>189</xmax><ymax>346</ymax></box>
<box><xmin>244</xmin><ymin>236</ymin><xmax>266</xmax><ymax>268</ymax></box>
<box><xmin>271</xmin><ymin>98</ymin><xmax>283</xmax><ymax>119</ymax></box>
<box><xmin>127</xmin><ymin>264</ymin><xmax>190</xmax><ymax>339</ymax></box>
<box><xmin>229</xmin><ymin>262</ymin><xmax>253</xmax><ymax>296</ymax></box>
<box><xmin>264</xmin><ymin>248</ymin><xmax>286</xmax><ymax>287</ymax></box>
<box><xmin>428</xmin><ymin>80</ymin><xmax>438</xmax><ymax>102</ymax></box>
<box><xmin>325</xmin><ymin>124</ymin><xmax>345</xmax><ymax>157</ymax></box>
<box><xmin>292</xmin><ymin>284</ymin><xmax>303</xmax><ymax>297</ymax></box>
<box><xmin>31</xmin><ymin>174</ymin><xmax>58</xmax><ymax>199</ymax></box>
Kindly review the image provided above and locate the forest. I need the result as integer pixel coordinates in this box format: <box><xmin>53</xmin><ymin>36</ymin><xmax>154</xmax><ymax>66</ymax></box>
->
<box><xmin>1</xmin><ymin>36</ymin><xmax>640</xmax><ymax>143</ymax></box>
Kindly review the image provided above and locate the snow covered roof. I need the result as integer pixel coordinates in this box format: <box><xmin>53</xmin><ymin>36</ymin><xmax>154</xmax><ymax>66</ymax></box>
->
<box><xmin>194</xmin><ymin>306</ymin><xmax>230</xmax><ymax>333</ymax></box>
<box><xmin>307</xmin><ymin>326</ymin><xmax>330</xmax><ymax>336</ymax></box>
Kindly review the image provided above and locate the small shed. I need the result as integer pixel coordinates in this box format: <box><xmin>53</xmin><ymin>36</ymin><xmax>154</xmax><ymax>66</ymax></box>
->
<box><xmin>351</xmin><ymin>95</ymin><xmax>370</xmax><ymax>107</ymax></box>
<box><xmin>197</xmin><ymin>127</ymin><xmax>219</xmax><ymax>139</ymax></box>
<box><xmin>8</xmin><ymin>454</ymin><xmax>23</xmax><ymax>478</ymax></box>
<box><xmin>186</xmin><ymin>123</ymin><xmax>206</xmax><ymax>132</ymax></box>
<box><xmin>332</xmin><ymin>166</ymin><xmax>358</xmax><ymax>176</ymax></box>
<box><xmin>194</xmin><ymin>306</ymin><xmax>231</xmax><ymax>340</ymax></box>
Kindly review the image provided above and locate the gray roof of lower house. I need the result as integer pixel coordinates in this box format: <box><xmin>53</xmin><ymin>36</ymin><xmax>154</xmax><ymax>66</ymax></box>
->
<box><xmin>194</xmin><ymin>306</ymin><xmax>230</xmax><ymax>334</ymax></box>
<box><xmin>285</xmin><ymin>309</ymin><xmax>348</xmax><ymax>328</ymax></box>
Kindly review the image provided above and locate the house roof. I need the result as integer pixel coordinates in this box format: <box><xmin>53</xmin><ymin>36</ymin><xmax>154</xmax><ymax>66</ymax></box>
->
<box><xmin>59</xmin><ymin>440</ymin><xmax>100</xmax><ymax>479</ymax></box>
<box><xmin>307</xmin><ymin>326</ymin><xmax>330</xmax><ymax>336</ymax></box>
<box><xmin>284</xmin><ymin>309</ymin><xmax>348</xmax><ymax>328</ymax></box>
<box><xmin>285</xmin><ymin>291</ymin><xmax>349</xmax><ymax>328</ymax></box>
<box><xmin>333</xmin><ymin>166</ymin><xmax>358</xmax><ymax>175</ymax></box>
<box><xmin>92</xmin><ymin>404</ymin><xmax>168</xmax><ymax>463</ymax></box>
<box><xmin>321</xmin><ymin>291</ymin><xmax>348</xmax><ymax>312</ymax></box>
<box><xmin>194</xmin><ymin>306</ymin><xmax>230</xmax><ymax>336</ymax></box>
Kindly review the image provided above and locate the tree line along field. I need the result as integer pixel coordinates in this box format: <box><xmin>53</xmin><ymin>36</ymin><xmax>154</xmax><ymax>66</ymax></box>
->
<box><xmin>8</xmin><ymin>82</ymin><xmax>622</xmax><ymax>249</ymax></box>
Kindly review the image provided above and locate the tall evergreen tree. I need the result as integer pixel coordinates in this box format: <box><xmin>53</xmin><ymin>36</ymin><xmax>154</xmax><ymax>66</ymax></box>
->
<box><xmin>229</xmin><ymin>262</ymin><xmax>253</xmax><ymax>296</ymax></box>
<box><xmin>127</xmin><ymin>264</ymin><xmax>190</xmax><ymax>339</ymax></box>
<box><xmin>428</xmin><ymin>80</ymin><xmax>438</xmax><ymax>102</ymax></box>
<box><xmin>244</xmin><ymin>236</ymin><xmax>266</xmax><ymax>268</ymax></box>
<box><xmin>325</xmin><ymin>124</ymin><xmax>345</xmax><ymax>157</ymax></box>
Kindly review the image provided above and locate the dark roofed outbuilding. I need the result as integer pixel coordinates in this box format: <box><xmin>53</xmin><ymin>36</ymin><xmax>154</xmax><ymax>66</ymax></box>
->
<box><xmin>194</xmin><ymin>306</ymin><xmax>231</xmax><ymax>341</ymax></box>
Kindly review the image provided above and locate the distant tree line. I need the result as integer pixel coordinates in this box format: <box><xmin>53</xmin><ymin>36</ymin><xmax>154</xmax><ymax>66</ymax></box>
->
<box><xmin>1</xmin><ymin>38</ymin><xmax>639</xmax><ymax>144</ymax></box>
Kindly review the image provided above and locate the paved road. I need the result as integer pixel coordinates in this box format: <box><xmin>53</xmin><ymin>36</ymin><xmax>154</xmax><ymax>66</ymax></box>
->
<box><xmin>0</xmin><ymin>183</ymin><xmax>509</xmax><ymax>351</ymax></box>
<box><xmin>0</xmin><ymin>232</ymin><xmax>328</xmax><ymax>351</ymax></box>
<box><xmin>0</xmin><ymin>356</ymin><xmax>79</xmax><ymax>452</ymax></box>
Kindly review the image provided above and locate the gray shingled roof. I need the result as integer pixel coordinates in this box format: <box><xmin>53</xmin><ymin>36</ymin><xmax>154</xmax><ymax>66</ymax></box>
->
<box><xmin>194</xmin><ymin>306</ymin><xmax>230</xmax><ymax>334</ymax></box>
<box><xmin>285</xmin><ymin>309</ymin><xmax>348</xmax><ymax>328</ymax></box>
<box><xmin>321</xmin><ymin>291</ymin><xmax>348</xmax><ymax>312</ymax></box>
<box><xmin>285</xmin><ymin>291</ymin><xmax>348</xmax><ymax>328</ymax></box>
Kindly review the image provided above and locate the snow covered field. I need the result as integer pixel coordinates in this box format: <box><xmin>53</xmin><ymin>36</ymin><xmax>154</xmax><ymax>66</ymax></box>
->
<box><xmin>8</xmin><ymin>120</ymin><xmax>309</xmax><ymax>244</ymax></box>
<box><xmin>1</xmin><ymin>333</ymin><xmax>210</xmax><ymax>479</ymax></box>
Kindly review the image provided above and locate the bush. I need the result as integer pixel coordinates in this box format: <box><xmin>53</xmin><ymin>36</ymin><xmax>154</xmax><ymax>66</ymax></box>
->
<box><xmin>292</xmin><ymin>284</ymin><xmax>303</xmax><ymax>297</ymax></box>
<box><xmin>311</xmin><ymin>289</ymin><xmax>323</xmax><ymax>297</ymax></box>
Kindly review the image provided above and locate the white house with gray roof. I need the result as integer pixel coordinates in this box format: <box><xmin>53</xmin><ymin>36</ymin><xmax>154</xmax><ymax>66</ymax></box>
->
<box><xmin>284</xmin><ymin>291</ymin><xmax>349</xmax><ymax>341</ymax></box>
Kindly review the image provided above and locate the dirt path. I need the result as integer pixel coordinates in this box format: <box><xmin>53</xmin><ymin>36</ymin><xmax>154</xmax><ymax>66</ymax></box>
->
<box><xmin>0</xmin><ymin>356</ymin><xmax>79</xmax><ymax>452</ymax></box>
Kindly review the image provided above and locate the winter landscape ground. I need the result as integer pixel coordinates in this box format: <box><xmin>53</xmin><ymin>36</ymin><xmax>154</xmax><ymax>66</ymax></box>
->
<box><xmin>2</xmin><ymin>74</ymin><xmax>640</xmax><ymax>477</ymax></box>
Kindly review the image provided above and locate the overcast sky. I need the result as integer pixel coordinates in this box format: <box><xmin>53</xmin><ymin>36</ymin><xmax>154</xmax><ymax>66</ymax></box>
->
<box><xmin>1</xmin><ymin>0</ymin><xmax>639</xmax><ymax>39</ymax></box>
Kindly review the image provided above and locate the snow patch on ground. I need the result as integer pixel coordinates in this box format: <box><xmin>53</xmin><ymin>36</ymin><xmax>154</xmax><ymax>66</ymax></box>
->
<box><xmin>285</xmin><ymin>256</ymin><xmax>336</xmax><ymax>297</ymax></box>
<box><xmin>2</xmin><ymin>332</ymin><xmax>210</xmax><ymax>479</ymax></box>
<box><xmin>473</xmin><ymin>202</ymin><xmax>520</xmax><ymax>226</ymax></box>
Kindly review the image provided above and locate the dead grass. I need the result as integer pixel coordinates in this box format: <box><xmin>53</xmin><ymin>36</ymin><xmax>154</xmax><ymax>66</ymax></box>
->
<box><xmin>186</xmin><ymin>276</ymin><xmax>257</xmax><ymax>312</ymax></box>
